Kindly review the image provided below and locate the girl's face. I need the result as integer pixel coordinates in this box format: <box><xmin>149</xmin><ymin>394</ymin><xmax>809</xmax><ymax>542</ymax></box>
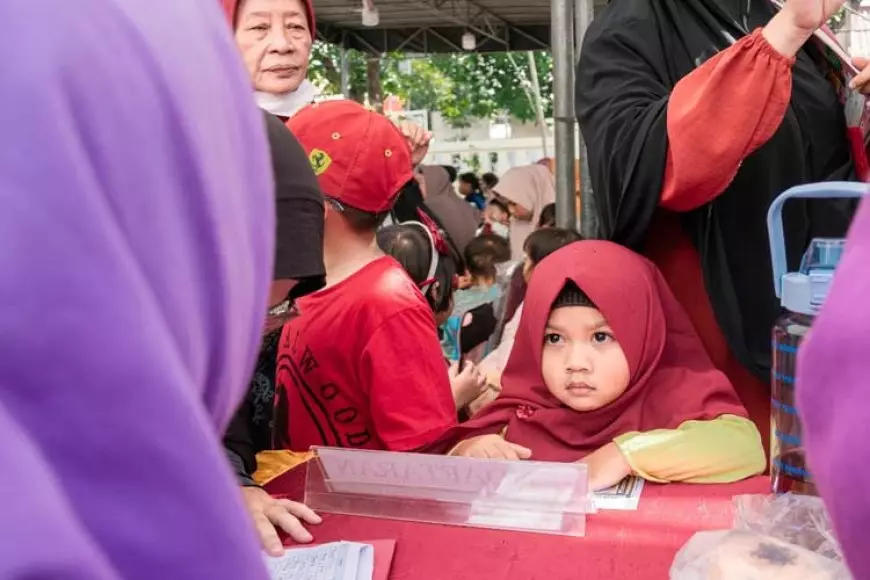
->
<box><xmin>458</xmin><ymin>180</ymin><xmax>473</xmax><ymax>196</ymax></box>
<box><xmin>540</xmin><ymin>305</ymin><xmax>630</xmax><ymax>412</ymax></box>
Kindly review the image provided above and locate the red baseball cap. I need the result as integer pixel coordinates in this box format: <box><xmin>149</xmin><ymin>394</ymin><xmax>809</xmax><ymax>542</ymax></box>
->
<box><xmin>288</xmin><ymin>100</ymin><xmax>414</xmax><ymax>214</ymax></box>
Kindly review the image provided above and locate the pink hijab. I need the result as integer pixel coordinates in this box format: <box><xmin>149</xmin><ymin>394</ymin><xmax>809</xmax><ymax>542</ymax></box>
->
<box><xmin>494</xmin><ymin>164</ymin><xmax>556</xmax><ymax>259</ymax></box>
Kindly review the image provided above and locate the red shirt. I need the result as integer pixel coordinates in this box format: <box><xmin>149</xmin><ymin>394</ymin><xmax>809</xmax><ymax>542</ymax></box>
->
<box><xmin>275</xmin><ymin>256</ymin><xmax>456</xmax><ymax>452</ymax></box>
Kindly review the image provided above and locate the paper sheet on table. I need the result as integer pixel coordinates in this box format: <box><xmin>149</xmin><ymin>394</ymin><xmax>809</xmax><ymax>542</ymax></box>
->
<box><xmin>264</xmin><ymin>541</ymin><xmax>374</xmax><ymax>580</ymax></box>
<box><xmin>592</xmin><ymin>476</ymin><xmax>644</xmax><ymax>510</ymax></box>
<box><xmin>466</xmin><ymin>463</ymin><xmax>581</xmax><ymax>531</ymax></box>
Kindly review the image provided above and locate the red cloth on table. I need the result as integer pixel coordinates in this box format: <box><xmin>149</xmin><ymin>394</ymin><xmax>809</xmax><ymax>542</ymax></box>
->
<box><xmin>645</xmin><ymin>31</ymin><xmax>794</xmax><ymax>454</ymax></box>
<box><xmin>268</xmin><ymin>465</ymin><xmax>768</xmax><ymax>580</ymax></box>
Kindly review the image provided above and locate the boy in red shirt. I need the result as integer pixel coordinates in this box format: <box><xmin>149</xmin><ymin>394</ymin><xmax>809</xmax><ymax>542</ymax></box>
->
<box><xmin>275</xmin><ymin>100</ymin><xmax>457</xmax><ymax>452</ymax></box>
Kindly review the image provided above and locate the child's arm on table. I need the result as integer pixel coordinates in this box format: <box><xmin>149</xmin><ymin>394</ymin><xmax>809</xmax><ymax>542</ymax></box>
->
<box><xmin>612</xmin><ymin>414</ymin><xmax>765</xmax><ymax>485</ymax></box>
<box><xmin>449</xmin><ymin>427</ymin><xmax>531</xmax><ymax>460</ymax></box>
<box><xmin>580</xmin><ymin>442</ymin><xmax>633</xmax><ymax>491</ymax></box>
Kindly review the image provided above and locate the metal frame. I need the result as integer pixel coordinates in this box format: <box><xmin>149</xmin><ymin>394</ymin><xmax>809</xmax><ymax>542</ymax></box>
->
<box><xmin>316</xmin><ymin>0</ymin><xmax>598</xmax><ymax>235</ymax></box>
<box><xmin>574</xmin><ymin>0</ymin><xmax>598</xmax><ymax>237</ymax></box>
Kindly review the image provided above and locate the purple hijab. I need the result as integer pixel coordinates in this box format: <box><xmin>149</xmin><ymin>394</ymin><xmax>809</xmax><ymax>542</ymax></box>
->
<box><xmin>798</xmin><ymin>196</ymin><xmax>870</xmax><ymax>578</ymax></box>
<box><xmin>0</xmin><ymin>1</ymin><xmax>272</xmax><ymax>578</ymax></box>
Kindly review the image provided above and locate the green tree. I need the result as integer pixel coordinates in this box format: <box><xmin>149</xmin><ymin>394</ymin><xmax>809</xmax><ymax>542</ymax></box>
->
<box><xmin>308</xmin><ymin>42</ymin><xmax>554</xmax><ymax>127</ymax></box>
<box><xmin>829</xmin><ymin>0</ymin><xmax>860</xmax><ymax>32</ymax></box>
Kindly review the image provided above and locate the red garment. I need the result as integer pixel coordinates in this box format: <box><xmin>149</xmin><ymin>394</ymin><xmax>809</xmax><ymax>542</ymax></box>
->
<box><xmin>661</xmin><ymin>30</ymin><xmax>793</xmax><ymax>212</ymax></box>
<box><xmin>288</xmin><ymin>101</ymin><xmax>413</xmax><ymax>213</ymax></box>
<box><xmin>221</xmin><ymin>0</ymin><xmax>316</xmax><ymax>39</ymax></box>
<box><xmin>267</xmin><ymin>466</ymin><xmax>769</xmax><ymax>580</ymax></box>
<box><xmin>275</xmin><ymin>256</ymin><xmax>456</xmax><ymax>452</ymax></box>
<box><xmin>647</xmin><ymin>30</ymin><xmax>793</xmax><ymax>453</ymax></box>
<box><xmin>430</xmin><ymin>241</ymin><xmax>747</xmax><ymax>461</ymax></box>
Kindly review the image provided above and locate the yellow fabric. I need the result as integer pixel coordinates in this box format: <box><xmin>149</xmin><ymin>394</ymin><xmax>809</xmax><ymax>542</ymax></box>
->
<box><xmin>614</xmin><ymin>414</ymin><xmax>766</xmax><ymax>484</ymax></box>
<box><xmin>252</xmin><ymin>450</ymin><xmax>313</xmax><ymax>486</ymax></box>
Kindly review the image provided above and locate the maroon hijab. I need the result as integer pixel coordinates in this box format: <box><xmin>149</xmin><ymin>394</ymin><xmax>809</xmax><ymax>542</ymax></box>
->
<box><xmin>430</xmin><ymin>241</ymin><xmax>747</xmax><ymax>461</ymax></box>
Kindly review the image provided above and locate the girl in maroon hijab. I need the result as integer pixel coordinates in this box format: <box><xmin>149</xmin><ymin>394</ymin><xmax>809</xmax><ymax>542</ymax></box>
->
<box><xmin>440</xmin><ymin>241</ymin><xmax>765</xmax><ymax>490</ymax></box>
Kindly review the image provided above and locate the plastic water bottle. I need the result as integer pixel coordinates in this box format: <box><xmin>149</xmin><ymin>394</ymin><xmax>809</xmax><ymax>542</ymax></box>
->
<box><xmin>766</xmin><ymin>182</ymin><xmax>866</xmax><ymax>495</ymax></box>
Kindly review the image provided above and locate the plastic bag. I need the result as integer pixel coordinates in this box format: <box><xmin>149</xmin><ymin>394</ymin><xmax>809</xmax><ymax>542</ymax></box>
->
<box><xmin>670</xmin><ymin>529</ymin><xmax>851</xmax><ymax>579</ymax></box>
<box><xmin>733</xmin><ymin>494</ymin><xmax>843</xmax><ymax>561</ymax></box>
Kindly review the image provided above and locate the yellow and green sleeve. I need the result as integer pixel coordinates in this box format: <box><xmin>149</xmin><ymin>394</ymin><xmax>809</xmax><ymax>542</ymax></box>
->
<box><xmin>614</xmin><ymin>414</ymin><xmax>766</xmax><ymax>484</ymax></box>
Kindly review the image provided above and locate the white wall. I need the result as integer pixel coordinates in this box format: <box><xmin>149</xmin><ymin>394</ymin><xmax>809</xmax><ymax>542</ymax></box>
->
<box><xmin>428</xmin><ymin>112</ymin><xmax>550</xmax><ymax>142</ymax></box>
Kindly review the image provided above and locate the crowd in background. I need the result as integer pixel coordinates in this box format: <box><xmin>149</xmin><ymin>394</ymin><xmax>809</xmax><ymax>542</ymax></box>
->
<box><xmin>4</xmin><ymin>0</ymin><xmax>870</xmax><ymax>578</ymax></box>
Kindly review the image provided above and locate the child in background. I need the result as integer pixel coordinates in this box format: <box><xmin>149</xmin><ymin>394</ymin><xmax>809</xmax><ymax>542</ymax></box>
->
<box><xmin>458</xmin><ymin>172</ymin><xmax>487</xmax><ymax>211</ymax></box>
<box><xmin>435</xmin><ymin>241</ymin><xmax>765</xmax><ymax>491</ymax></box>
<box><xmin>454</xmin><ymin>234</ymin><xmax>511</xmax><ymax>315</ymax></box>
<box><xmin>477</xmin><ymin>227</ymin><xmax>584</xmax><ymax>397</ymax></box>
<box><xmin>480</xmin><ymin>198</ymin><xmax>511</xmax><ymax>239</ymax></box>
<box><xmin>377</xmin><ymin>221</ymin><xmax>487</xmax><ymax>410</ymax></box>
<box><xmin>442</xmin><ymin>234</ymin><xmax>512</xmax><ymax>361</ymax></box>
<box><xmin>481</xmin><ymin>172</ymin><xmax>499</xmax><ymax>197</ymax></box>
<box><xmin>537</xmin><ymin>203</ymin><xmax>556</xmax><ymax>229</ymax></box>
<box><xmin>276</xmin><ymin>100</ymin><xmax>456</xmax><ymax>454</ymax></box>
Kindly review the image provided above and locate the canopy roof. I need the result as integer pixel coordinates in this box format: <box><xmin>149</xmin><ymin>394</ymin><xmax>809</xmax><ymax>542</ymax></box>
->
<box><xmin>315</xmin><ymin>0</ymin><xmax>605</xmax><ymax>53</ymax></box>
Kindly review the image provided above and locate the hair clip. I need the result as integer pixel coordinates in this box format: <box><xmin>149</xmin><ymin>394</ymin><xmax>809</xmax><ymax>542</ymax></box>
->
<box><xmin>416</xmin><ymin>209</ymin><xmax>449</xmax><ymax>256</ymax></box>
<box><xmin>418</xmin><ymin>276</ymin><xmax>436</xmax><ymax>290</ymax></box>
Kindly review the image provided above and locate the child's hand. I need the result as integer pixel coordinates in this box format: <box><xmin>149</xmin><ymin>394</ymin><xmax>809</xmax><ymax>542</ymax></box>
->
<box><xmin>467</xmin><ymin>384</ymin><xmax>500</xmax><ymax>417</ymax></box>
<box><xmin>241</xmin><ymin>486</ymin><xmax>321</xmax><ymax>556</ymax></box>
<box><xmin>450</xmin><ymin>434</ymin><xmax>532</xmax><ymax>460</ymax></box>
<box><xmin>581</xmin><ymin>442</ymin><xmax>632</xmax><ymax>491</ymax></box>
<box><xmin>448</xmin><ymin>362</ymin><xmax>487</xmax><ymax>409</ymax></box>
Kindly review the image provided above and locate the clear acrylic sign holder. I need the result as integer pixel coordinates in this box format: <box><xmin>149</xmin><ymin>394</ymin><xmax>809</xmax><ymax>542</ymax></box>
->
<box><xmin>304</xmin><ymin>446</ymin><xmax>592</xmax><ymax>537</ymax></box>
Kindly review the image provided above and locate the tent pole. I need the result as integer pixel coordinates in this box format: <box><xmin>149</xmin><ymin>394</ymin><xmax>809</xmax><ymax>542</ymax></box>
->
<box><xmin>340</xmin><ymin>32</ymin><xmax>350</xmax><ymax>97</ymax></box>
<box><xmin>575</xmin><ymin>0</ymin><xmax>598</xmax><ymax>237</ymax></box>
<box><xmin>551</xmin><ymin>0</ymin><xmax>576</xmax><ymax>229</ymax></box>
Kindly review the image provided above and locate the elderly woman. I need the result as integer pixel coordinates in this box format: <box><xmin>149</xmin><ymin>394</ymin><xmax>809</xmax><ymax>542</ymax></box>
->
<box><xmin>222</xmin><ymin>0</ymin><xmax>317</xmax><ymax>118</ymax></box>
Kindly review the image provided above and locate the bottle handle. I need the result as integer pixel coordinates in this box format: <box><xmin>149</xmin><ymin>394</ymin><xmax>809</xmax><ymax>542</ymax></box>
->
<box><xmin>767</xmin><ymin>182</ymin><xmax>869</xmax><ymax>298</ymax></box>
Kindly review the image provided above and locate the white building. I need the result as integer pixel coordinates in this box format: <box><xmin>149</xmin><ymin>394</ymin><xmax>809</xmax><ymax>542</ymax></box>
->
<box><xmin>840</xmin><ymin>1</ymin><xmax>870</xmax><ymax>55</ymax></box>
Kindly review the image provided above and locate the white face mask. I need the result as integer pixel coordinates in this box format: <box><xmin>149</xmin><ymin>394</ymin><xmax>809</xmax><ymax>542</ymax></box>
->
<box><xmin>489</xmin><ymin>222</ymin><xmax>510</xmax><ymax>239</ymax></box>
<box><xmin>255</xmin><ymin>80</ymin><xmax>318</xmax><ymax>118</ymax></box>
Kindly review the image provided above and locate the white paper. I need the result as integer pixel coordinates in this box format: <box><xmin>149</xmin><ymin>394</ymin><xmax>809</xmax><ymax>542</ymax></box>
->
<box><xmin>592</xmin><ymin>476</ymin><xmax>644</xmax><ymax>511</ymax></box>
<box><xmin>264</xmin><ymin>542</ymin><xmax>374</xmax><ymax>580</ymax></box>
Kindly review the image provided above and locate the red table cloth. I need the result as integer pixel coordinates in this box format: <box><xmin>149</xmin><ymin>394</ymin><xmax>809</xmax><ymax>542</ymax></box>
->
<box><xmin>267</xmin><ymin>466</ymin><xmax>769</xmax><ymax>580</ymax></box>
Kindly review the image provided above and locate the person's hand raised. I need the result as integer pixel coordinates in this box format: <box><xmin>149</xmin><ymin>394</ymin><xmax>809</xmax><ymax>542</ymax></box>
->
<box><xmin>241</xmin><ymin>486</ymin><xmax>322</xmax><ymax>556</ymax></box>
<box><xmin>850</xmin><ymin>57</ymin><xmax>870</xmax><ymax>93</ymax></box>
<box><xmin>399</xmin><ymin>120</ymin><xmax>432</xmax><ymax>167</ymax></box>
<box><xmin>764</xmin><ymin>0</ymin><xmax>847</xmax><ymax>58</ymax></box>
<box><xmin>448</xmin><ymin>361</ymin><xmax>487</xmax><ymax>409</ymax></box>
<box><xmin>780</xmin><ymin>0</ymin><xmax>846</xmax><ymax>34</ymax></box>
